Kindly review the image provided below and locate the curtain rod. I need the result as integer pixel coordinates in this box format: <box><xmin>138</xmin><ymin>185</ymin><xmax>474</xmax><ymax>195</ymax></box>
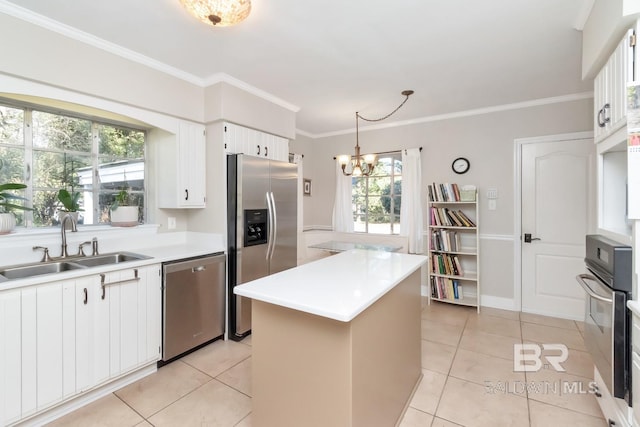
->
<box><xmin>332</xmin><ymin>147</ymin><xmax>422</xmax><ymax>160</ymax></box>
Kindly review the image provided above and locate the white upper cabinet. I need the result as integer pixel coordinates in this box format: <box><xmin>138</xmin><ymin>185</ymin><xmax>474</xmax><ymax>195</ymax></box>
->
<box><xmin>157</xmin><ymin>121</ymin><xmax>206</xmax><ymax>208</ymax></box>
<box><xmin>223</xmin><ymin>122</ymin><xmax>289</xmax><ymax>162</ymax></box>
<box><xmin>594</xmin><ymin>28</ymin><xmax>635</xmax><ymax>143</ymax></box>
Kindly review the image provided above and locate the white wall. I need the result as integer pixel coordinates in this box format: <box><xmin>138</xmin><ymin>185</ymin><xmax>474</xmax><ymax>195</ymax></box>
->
<box><xmin>291</xmin><ymin>98</ymin><xmax>593</xmax><ymax>306</ymax></box>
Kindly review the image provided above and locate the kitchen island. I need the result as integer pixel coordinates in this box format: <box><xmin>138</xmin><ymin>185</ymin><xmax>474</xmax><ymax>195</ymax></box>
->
<box><xmin>234</xmin><ymin>249</ymin><xmax>427</xmax><ymax>427</ymax></box>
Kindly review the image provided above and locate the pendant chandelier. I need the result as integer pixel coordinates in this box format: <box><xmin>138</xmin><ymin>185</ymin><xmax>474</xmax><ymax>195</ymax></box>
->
<box><xmin>180</xmin><ymin>0</ymin><xmax>251</xmax><ymax>27</ymax></box>
<box><xmin>338</xmin><ymin>90</ymin><xmax>414</xmax><ymax>177</ymax></box>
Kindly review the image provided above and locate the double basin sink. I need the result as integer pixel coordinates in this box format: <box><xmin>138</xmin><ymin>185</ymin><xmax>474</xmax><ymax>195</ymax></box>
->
<box><xmin>0</xmin><ymin>252</ymin><xmax>150</xmax><ymax>282</ymax></box>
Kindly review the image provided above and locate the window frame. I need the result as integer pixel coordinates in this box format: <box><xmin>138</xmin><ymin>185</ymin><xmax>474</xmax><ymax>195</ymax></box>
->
<box><xmin>352</xmin><ymin>151</ymin><xmax>402</xmax><ymax>235</ymax></box>
<box><xmin>0</xmin><ymin>99</ymin><xmax>147</xmax><ymax>228</ymax></box>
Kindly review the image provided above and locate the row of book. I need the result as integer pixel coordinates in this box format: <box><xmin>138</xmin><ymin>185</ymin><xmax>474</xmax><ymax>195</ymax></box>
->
<box><xmin>428</xmin><ymin>183</ymin><xmax>476</xmax><ymax>202</ymax></box>
<box><xmin>429</xmin><ymin>207</ymin><xmax>476</xmax><ymax>227</ymax></box>
<box><xmin>430</xmin><ymin>229</ymin><xmax>461</xmax><ymax>252</ymax></box>
<box><xmin>430</xmin><ymin>276</ymin><xmax>464</xmax><ymax>300</ymax></box>
<box><xmin>430</xmin><ymin>253</ymin><xmax>464</xmax><ymax>277</ymax></box>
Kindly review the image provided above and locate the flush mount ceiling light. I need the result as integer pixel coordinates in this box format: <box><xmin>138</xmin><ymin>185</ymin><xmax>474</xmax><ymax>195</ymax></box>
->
<box><xmin>338</xmin><ymin>90</ymin><xmax>414</xmax><ymax>177</ymax></box>
<box><xmin>180</xmin><ymin>0</ymin><xmax>251</xmax><ymax>27</ymax></box>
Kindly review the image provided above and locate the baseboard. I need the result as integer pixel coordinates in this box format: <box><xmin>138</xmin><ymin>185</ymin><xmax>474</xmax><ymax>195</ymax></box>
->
<box><xmin>15</xmin><ymin>363</ymin><xmax>157</xmax><ymax>427</ymax></box>
<box><xmin>480</xmin><ymin>295</ymin><xmax>519</xmax><ymax>311</ymax></box>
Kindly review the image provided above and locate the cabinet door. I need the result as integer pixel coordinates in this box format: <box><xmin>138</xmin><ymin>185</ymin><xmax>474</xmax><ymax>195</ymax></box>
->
<box><xmin>76</xmin><ymin>276</ymin><xmax>109</xmax><ymax>392</ymax></box>
<box><xmin>178</xmin><ymin>122</ymin><xmax>206</xmax><ymax>207</ymax></box>
<box><xmin>104</xmin><ymin>265</ymin><xmax>162</xmax><ymax>378</ymax></box>
<box><xmin>594</xmin><ymin>64</ymin><xmax>608</xmax><ymax>142</ymax></box>
<box><xmin>609</xmin><ymin>29</ymin><xmax>634</xmax><ymax>132</ymax></box>
<box><xmin>0</xmin><ymin>289</ymin><xmax>22</xmax><ymax>425</ymax></box>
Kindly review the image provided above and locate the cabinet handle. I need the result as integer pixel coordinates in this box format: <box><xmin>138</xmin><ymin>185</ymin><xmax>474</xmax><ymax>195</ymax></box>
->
<box><xmin>257</xmin><ymin>145</ymin><xmax>261</xmax><ymax>155</ymax></box>
<box><xmin>265</xmin><ymin>146</ymin><xmax>268</xmax><ymax>157</ymax></box>
<box><xmin>608</xmin><ymin>420</ymin><xmax>616</xmax><ymax>426</ymax></box>
<box><xmin>597</xmin><ymin>107</ymin><xmax>606</xmax><ymax>127</ymax></box>
<box><xmin>185</xmin><ymin>189</ymin><xmax>189</xmax><ymax>201</ymax></box>
<box><xmin>594</xmin><ymin>390</ymin><xmax>602</xmax><ymax>397</ymax></box>
<box><xmin>602</xmin><ymin>103</ymin><xmax>611</xmax><ymax>125</ymax></box>
<box><xmin>83</xmin><ymin>288</ymin><xmax>88</xmax><ymax>305</ymax></box>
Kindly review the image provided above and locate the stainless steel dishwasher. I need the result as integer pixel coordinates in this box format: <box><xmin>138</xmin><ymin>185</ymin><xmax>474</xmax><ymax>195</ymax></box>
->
<box><xmin>161</xmin><ymin>253</ymin><xmax>226</xmax><ymax>362</ymax></box>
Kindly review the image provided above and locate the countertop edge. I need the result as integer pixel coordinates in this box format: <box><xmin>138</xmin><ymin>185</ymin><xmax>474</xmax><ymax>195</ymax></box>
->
<box><xmin>235</xmin><ymin>250</ymin><xmax>427</xmax><ymax>322</ymax></box>
<box><xmin>628</xmin><ymin>300</ymin><xmax>640</xmax><ymax>317</ymax></box>
<box><xmin>0</xmin><ymin>244</ymin><xmax>225</xmax><ymax>291</ymax></box>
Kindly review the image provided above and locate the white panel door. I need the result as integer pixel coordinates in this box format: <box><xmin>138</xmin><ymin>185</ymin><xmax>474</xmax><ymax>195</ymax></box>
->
<box><xmin>0</xmin><ymin>289</ymin><xmax>22</xmax><ymax>425</ymax></box>
<box><xmin>521</xmin><ymin>137</ymin><xmax>595</xmax><ymax>319</ymax></box>
<box><xmin>178</xmin><ymin>121</ymin><xmax>206</xmax><ymax>207</ymax></box>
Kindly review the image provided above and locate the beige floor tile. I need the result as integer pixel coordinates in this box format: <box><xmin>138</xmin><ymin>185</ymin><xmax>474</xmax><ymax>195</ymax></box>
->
<box><xmin>522</xmin><ymin>340</ymin><xmax>594</xmax><ymax>379</ymax></box>
<box><xmin>235</xmin><ymin>413</ymin><xmax>252</xmax><ymax>427</ymax></box>
<box><xmin>422</xmin><ymin>302</ymin><xmax>471</xmax><ymax>327</ymax></box>
<box><xmin>409</xmin><ymin>369</ymin><xmax>448</xmax><ymax>415</ymax></box>
<box><xmin>529</xmin><ymin>399</ymin><xmax>606</xmax><ymax>427</ymax></box>
<box><xmin>449</xmin><ymin>348</ymin><xmax>526</xmax><ymax>387</ymax></box>
<box><xmin>478</xmin><ymin>306</ymin><xmax>520</xmax><ymax>321</ymax></box>
<box><xmin>216</xmin><ymin>356</ymin><xmax>252</xmax><ymax>396</ymax></box>
<box><xmin>422</xmin><ymin>319</ymin><xmax>465</xmax><ymax>347</ymax></box>
<box><xmin>399</xmin><ymin>407</ymin><xmax>434</xmax><ymax>426</ymax></box>
<box><xmin>436</xmin><ymin>376</ymin><xmax>529</xmax><ymax>427</ymax></box>
<box><xmin>431</xmin><ymin>417</ymin><xmax>464</xmax><ymax>427</ymax></box>
<box><xmin>422</xmin><ymin>339</ymin><xmax>457</xmax><ymax>374</ymax></box>
<box><xmin>520</xmin><ymin>312</ymin><xmax>579</xmax><ymax>330</ymax></box>
<box><xmin>521</xmin><ymin>322</ymin><xmax>586</xmax><ymax>351</ymax></box>
<box><xmin>465</xmin><ymin>314</ymin><xmax>521</xmax><ymax>339</ymax></box>
<box><xmin>148</xmin><ymin>379</ymin><xmax>251</xmax><ymax>426</ymax></box>
<box><xmin>525</xmin><ymin>368</ymin><xmax>602</xmax><ymax>418</ymax></box>
<box><xmin>134</xmin><ymin>422</ymin><xmax>153</xmax><ymax>427</ymax></box>
<box><xmin>46</xmin><ymin>394</ymin><xmax>143</xmax><ymax>427</ymax></box>
<box><xmin>458</xmin><ymin>328</ymin><xmax>522</xmax><ymax>360</ymax></box>
<box><xmin>576</xmin><ymin>320</ymin><xmax>586</xmax><ymax>333</ymax></box>
<box><xmin>240</xmin><ymin>335</ymin><xmax>252</xmax><ymax>346</ymax></box>
<box><xmin>114</xmin><ymin>360</ymin><xmax>211</xmax><ymax>418</ymax></box>
<box><xmin>181</xmin><ymin>339</ymin><xmax>252</xmax><ymax>377</ymax></box>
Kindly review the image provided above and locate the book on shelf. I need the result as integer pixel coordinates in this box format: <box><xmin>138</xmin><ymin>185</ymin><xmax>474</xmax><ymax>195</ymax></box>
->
<box><xmin>428</xmin><ymin>182</ymin><xmax>468</xmax><ymax>202</ymax></box>
<box><xmin>430</xmin><ymin>253</ymin><xmax>464</xmax><ymax>276</ymax></box>
<box><xmin>430</xmin><ymin>276</ymin><xmax>464</xmax><ymax>300</ymax></box>
<box><xmin>429</xmin><ymin>207</ymin><xmax>476</xmax><ymax>227</ymax></box>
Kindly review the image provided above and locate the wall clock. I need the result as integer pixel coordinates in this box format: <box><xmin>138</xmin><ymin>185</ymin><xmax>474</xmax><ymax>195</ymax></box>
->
<box><xmin>452</xmin><ymin>157</ymin><xmax>470</xmax><ymax>174</ymax></box>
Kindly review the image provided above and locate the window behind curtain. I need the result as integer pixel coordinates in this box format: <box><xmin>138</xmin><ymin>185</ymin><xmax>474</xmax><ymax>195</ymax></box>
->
<box><xmin>352</xmin><ymin>153</ymin><xmax>402</xmax><ymax>234</ymax></box>
<box><xmin>0</xmin><ymin>102</ymin><xmax>146</xmax><ymax>228</ymax></box>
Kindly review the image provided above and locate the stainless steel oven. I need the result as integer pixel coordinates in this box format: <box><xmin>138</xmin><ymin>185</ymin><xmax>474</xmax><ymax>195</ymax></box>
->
<box><xmin>576</xmin><ymin>235</ymin><xmax>632</xmax><ymax>405</ymax></box>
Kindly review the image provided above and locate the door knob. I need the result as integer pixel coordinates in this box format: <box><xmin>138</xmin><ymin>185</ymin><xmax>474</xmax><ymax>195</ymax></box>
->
<box><xmin>524</xmin><ymin>233</ymin><xmax>541</xmax><ymax>243</ymax></box>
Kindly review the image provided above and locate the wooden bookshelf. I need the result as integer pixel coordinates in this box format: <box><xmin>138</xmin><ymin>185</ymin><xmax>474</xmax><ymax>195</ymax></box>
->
<box><xmin>427</xmin><ymin>184</ymin><xmax>479</xmax><ymax>312</ymax></box>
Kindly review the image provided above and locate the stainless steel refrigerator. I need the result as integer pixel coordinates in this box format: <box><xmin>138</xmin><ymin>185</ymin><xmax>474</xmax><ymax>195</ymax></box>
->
<box><xmin>227</xmin><ymin>154</ymin><xmax>298</xmax><ymax>339</ymax></box>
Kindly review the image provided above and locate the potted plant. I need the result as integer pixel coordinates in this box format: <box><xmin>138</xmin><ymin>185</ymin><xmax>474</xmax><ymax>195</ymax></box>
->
<box><xmin>57</xmin><ymin>188</ymin><xmax>83</xmax><ymax>229</ymax></box>
<box><xmin>0</xmin><ymin>182</ymin><xmax>33</xmax><ymax>234</ymax></box>
<box><xmin>110</xmin><ymin>188</ymin><xmax>138</xmax><ymax>227</ymax></box>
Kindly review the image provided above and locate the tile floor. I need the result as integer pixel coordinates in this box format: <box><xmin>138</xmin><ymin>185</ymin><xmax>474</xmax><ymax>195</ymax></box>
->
<box><xmin>47</xmin><ymin>301</ymin><xmax>607</xmax><ymax>427</ymax></box>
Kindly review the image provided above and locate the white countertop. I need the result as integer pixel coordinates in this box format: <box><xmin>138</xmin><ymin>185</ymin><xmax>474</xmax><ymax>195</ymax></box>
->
<box><xmin>628</xmin><ymin>300</ymin><xmax>640</xmax><ymax>317</ymax></box>
<box><xmin>0</xmin><ymin>231</ymin><xmax>225</xmax><ymax>291</ymax></box>
<box><xmin>234</xmin><ymin>249</ymin><xmax>427</xmax><ymax>322</ymax></box>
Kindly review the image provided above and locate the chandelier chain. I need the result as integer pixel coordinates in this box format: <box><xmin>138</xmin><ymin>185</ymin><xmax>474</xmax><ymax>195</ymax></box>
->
<box><xmin>356</xmin><ymin>93</ymin><xmax>412</xmax><ymax>123</ymax></box>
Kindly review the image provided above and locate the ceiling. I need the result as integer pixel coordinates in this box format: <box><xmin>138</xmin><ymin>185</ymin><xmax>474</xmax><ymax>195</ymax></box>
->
<box><xmin>3</xmin><ymin>0</ymin><xmax>594</xmax><ymax>137</ymax></box>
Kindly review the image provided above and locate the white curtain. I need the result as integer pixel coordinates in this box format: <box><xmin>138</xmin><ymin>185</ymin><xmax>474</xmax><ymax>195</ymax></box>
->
<box><xmin>400</xmin><ymin>148</ymin><xmax>424</xmax><ymax>253</ymax></box>
<box><xmin>332</xmin><ymin>161</ymin><xmax>354</xmax><ymax>232</ymax></box>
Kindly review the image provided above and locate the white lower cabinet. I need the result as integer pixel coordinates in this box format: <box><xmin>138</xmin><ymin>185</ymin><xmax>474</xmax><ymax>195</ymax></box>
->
<box><xmin>0</xmin><ymin>264</ymin><xmax>161</xmax><ymax>426</ymax></box>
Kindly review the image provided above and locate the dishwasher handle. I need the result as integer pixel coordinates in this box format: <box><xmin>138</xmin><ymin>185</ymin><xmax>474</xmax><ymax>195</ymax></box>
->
<box><xmin>192</xmin><ymin>266</ymin><xmax>206</xmax><ymax>273</ymax></box>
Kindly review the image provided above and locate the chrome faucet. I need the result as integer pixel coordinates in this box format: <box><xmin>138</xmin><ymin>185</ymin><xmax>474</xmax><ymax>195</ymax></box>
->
<box><xmin>60</xmin><ymin>214</ymin><xmax>78</xmax><ymax>258</ymax></box>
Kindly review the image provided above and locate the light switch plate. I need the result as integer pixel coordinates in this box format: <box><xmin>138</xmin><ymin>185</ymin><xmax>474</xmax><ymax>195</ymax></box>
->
<box><xmin>168</xmin><ymin>217</ymin><xmax>176</xmax><ymax>229</ymax></box>
<box><xmin>487</xmin><ymin>188</ymin><xmax>498</xmax><ymax>199</ymax></box>
<box><xmin>488</xmin><ymin>199</ymin><xmax>497</xmax><ymax>210</ymax></box>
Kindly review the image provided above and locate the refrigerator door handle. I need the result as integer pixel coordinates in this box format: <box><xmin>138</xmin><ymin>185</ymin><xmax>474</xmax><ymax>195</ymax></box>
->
<box><xmin>269</xmin><ymin>191</ymin><xmax>277</xmax><ymax>259</ymax></box>
<box><xmin>266</xmin><ymin>191</ymin><xmax>274</xmax><ymax>260</ymax></box>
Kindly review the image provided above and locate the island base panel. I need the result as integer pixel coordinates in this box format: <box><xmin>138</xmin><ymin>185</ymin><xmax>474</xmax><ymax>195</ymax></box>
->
<box><xmin>251</xmin><ymin>270</ymin><xmax>422</xmax><ymax>427</ymax></box>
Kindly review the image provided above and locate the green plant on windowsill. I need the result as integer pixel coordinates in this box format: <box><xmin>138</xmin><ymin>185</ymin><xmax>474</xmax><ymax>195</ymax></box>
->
<box><xmin>110</xmin><ymin>188</ymin><xmax>133</xmax><ymax>211</ymax></box>
<box><xmin>57</xmin><ymin>189</ymin><xmax>83</xmax><ymax>212</ymax></box>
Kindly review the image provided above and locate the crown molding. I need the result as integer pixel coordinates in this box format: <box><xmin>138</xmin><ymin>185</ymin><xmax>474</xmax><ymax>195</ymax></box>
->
<box><xmin>305</xmin><ymin>91</ymin><xmax>594</xmax><ymax>139</ymax></box>
<box><xmin>0</xmin><ymin>0</ymin><xmax>299</xmax><ymax>112</ymax></box>
<box><xmin>205</xmin><ymin>73</ymin><xmax>300</xmax><ymax>112</ymax></box>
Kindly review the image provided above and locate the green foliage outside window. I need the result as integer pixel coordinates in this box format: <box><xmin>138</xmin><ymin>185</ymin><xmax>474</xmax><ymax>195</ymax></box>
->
<box><xmin>352</xmin><ymin>154</ymin><xmax>402</xmax><ymax>234</ymax></box>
